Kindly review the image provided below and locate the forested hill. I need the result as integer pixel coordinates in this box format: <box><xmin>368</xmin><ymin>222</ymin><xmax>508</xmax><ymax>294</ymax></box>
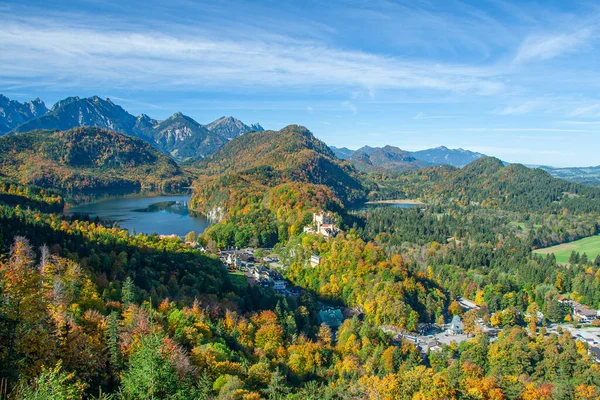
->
<box><xmin>190</xmin><ymin>125</ymin><xmax>367</xmax><ymax>247</ymax></box>
<box><xmin>393</xmin><ymin>156</ymin><xmax>600</xmax><ymax>213</ymax></box>
<box><xmin>192</xmin><ymin>124</ymin><xmax>366</xmax><ymax>206</ymax></box>
<box><xmin>0</xmin><ymin>127</ymin><xmax>187</xmax><ymax>191</ymax></box>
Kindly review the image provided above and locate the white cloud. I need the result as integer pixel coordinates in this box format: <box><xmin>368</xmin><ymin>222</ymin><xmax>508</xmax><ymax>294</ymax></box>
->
<box><xmin>514</xmin><ymin>27</ymin><xmax>594</xmax><ymax>64</ymax></box>
<box><xmin>568</xmin><ymin>103</ymin><xmax>600</xmax><ymax>118</ymax></box>
<box><xmin>559</xmin><ymin>120</ymin><xmax>600</xmax><ymax>125</ymax></box>
<box><xmin>0</xmin><ymin>16</ymin><xmax>504</xmax><ymax>95</ymax></box>
<box><xmin>491</xmin><ymin>101</ymin><xmax>541</xmax><ymax>115</ymax></box>
<box><xmin>412</xmin><ymin>112</ymin><xmax>461</xmax><ymax>120</ymax></box>
<box><xmin>493</xmin><ymin>127</ymin><xmax>596</xmax><ymax>133</ymax></box>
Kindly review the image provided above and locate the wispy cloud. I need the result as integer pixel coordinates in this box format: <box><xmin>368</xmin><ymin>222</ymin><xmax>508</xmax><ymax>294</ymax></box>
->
<box><xmin>493</xmin><ymin>127</ymin><xmax>596</xmax><ymax>133</ymax></box>
<box><xmin>412</xmin><ymin>112</ymin><xmax>461</xmax><ymax>120</ymax></box>
<box><xmin>559</xmin><ymin>120</ymin><xmax>600</xmax><ymax>125</ymax></box>
<box><xmin>514</xmin><ymin>27</ymin><xmax>595</xmax><ymax>64</ymax></box>
<box><xmin>568</xmin><ymin>103</ymin><xmax>600</xmax><ymax>118</ymax></box>
<box><xmin>491</xmin><ymin>101</ymin><xmax>542</xmax><ymax>115</ymax></box>
<box><xmin>0</xmin><ymin>15</ymin><xmax>504</xmax><ymax>95</ymax></box>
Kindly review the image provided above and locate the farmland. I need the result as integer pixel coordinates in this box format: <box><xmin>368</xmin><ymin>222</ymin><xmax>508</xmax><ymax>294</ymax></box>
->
<box><xmin>534</xmin><ymin>234</ymin><xmax>600</xmax><ymax>264</ymax></box>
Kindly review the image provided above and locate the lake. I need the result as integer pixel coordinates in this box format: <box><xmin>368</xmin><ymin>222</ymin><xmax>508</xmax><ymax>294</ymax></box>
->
<box><xmin>64</xmin><ymin>194</ymin><xmax>210</xmax><ymax>237</ymax></box>
<box><xmin>352</xmin><ymin>200</ymin><xmax>424</xmax><ymax>212</ymax></box>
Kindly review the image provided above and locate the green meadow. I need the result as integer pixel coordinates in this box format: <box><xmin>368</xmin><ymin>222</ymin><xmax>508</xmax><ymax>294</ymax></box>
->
<box><xmin>228</xmin><ymin>271</ymin><xmax>249</xmax><ymax>288</ymax></box>
<box><xmin>534</xmin><ymin>234</ymin><xmax>600</xmax><ymax>264</ymax></box>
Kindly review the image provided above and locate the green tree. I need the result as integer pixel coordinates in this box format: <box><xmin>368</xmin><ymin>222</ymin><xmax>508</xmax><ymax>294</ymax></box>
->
<box><xmin>184</xmin><ymin>231</ymin><xmax>197</xmax><ymax>243</ymax></box>
<box><xmin>121</xmin><ymin>277</ymin><xmax>135</xmax><ymax>306</ymax></box>
<box><xmin>120</xmin><ymin>331</ymin><xmax>180</xmax><ymax>400</ymax></box>
<box><xmin>14</xmin><ymin>361</ymin><xmax>86</xmax><ymax>400</ymax></box>
<box><xmin>106</xmin><ymin>311</ymin><xmax>121</xmax><ymax>381</ymax></box>
<box><xmin>263</xmin><ymin>368</ymin><xmax>289</xmax><ymax>400</ymax></box>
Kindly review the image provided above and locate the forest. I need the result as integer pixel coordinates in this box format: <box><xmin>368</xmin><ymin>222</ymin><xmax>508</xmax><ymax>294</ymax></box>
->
<box><xmin>1</xmin><ymin>127</ymin><xmax>600</xmax><ymax>398</ymax></box>
<box><xmin>0</xmin><ymin>128</ymin><xmax>188</xmax><ymax>191</ymax></box>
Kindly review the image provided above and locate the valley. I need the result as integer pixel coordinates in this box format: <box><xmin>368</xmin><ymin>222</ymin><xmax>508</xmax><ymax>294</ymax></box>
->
<box><xmin>1</xmin><ymin>116</ymin><xmax>600</xmax><ymax>399</ymax></box>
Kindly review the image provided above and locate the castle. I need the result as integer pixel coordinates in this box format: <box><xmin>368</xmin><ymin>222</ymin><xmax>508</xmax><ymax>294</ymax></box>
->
<box><xmin>304</xmin><ymin>211</ymin><xmax>341</xmax><ymax>238</ymax></box>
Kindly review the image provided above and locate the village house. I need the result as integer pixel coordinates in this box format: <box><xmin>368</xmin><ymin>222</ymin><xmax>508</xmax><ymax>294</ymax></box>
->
<box><xmin>457</xmin><ymin>296</ymin><xmax>479</xmax><ymax>311</ymax></box>
<box><xmin>225</xmin><ymin>254</ymin><xmax>242</xmax><ymax>269</ymax></box>
<box><xmin>447</xmin><ymin>315</ymin><xmax>463</xmax><ymax>335</ymax></box>
<box><xmin>571</xmin><ymin>301</ymin><xmax>598</xmax><ymax>323</ymax></box>
<box><xmin>310</xmin><ymin>254</ymin><xmax>321</xmax><ymax>268</ymax></box>
<box><xmin>273</xmin><ymin>278</ymin><xmax>286</xmax><ymax>291</ymax></box>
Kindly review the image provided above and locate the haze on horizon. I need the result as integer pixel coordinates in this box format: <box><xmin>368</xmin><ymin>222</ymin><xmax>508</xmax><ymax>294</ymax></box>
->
<box><xmin>1</xmin><ymin>0</ymin><xmax>599</xmax><ymax>167</ymax></box>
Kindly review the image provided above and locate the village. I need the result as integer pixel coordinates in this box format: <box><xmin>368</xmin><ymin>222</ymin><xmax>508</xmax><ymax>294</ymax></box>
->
<box><xmin>177</xmin><ymin>212</ymin><xmax>600</xmax><ymax>362</ymax></box>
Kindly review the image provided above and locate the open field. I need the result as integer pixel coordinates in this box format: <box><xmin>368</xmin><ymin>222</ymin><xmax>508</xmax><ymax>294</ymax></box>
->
<box><xmin>228</xmin><ymin>271</ymin><xmax>249</xmax><ymax>288</ymax></box>
<box><xmin>534</xmin><ymin>235</ymin><xmax>600</xmax><ymax>263</ymax></box>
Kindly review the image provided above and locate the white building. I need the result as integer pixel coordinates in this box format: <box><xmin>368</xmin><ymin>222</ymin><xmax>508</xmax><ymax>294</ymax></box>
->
<box><xmin>310</xmin><ymin>255</ymin><xmax>321</xmax><ymax>268</ymax></box>
<box><xmin>447</xmin><ymin>315</ymin><xmax>463</xmax><ymax>335</ymax></box>
<box><xmin>273</xmin><ymin>279</ymin><xmax>286</xmax><ymax>291</ymax></box>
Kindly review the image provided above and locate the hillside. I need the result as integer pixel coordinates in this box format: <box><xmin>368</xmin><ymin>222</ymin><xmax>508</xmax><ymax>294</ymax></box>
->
<box><xmin>349</xmin><ymin>145</ymin><xmax>426</xmax><ymax>172</ymax></box>
<box><xmin>0</xmin><ymin>127</ymin><xmax>186</xmax><ymax>190</ymax></box>
<box><xmin>0</xmin><ymin>94</ymin><xmax>47</xmax><ymax>134</ymax></box>
<box><xmin>190</xmin><ymin>125</ymin><xmax>367</xmax><ymax>247</ymax></box>
<box><xmin>9</xmin><ymin>95</ymin><xmax>264</xmax><ymax>161</ymax></box>
<box><xmin>411</xmin><ymin>146</ymin><xmax>485</xmax><ymax>167</ymax></box>
<box><xmin>393</xmin><ymin>157</ymin><xmax>600</xmax><ymax>213</ymax></box>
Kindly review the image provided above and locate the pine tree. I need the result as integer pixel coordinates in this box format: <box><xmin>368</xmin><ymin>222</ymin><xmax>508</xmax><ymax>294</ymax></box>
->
<box><xmin>121</xmin><ymin>277</ymin><xmax>135</xmax><ymax>306</ymax></box>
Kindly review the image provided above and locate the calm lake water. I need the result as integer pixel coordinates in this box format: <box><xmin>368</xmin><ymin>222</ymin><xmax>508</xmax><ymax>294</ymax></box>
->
<box><xmin>64</xmin><ymin>194</ymin><xmax>210</xmax><ymax>237</ymax></box>
<box><xmin>352</xmin><ymin>202</ymin><xmax>422</xmax><ymax>212</ymax></box>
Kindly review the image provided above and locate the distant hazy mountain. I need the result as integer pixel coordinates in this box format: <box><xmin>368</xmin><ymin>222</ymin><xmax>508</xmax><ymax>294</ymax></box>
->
<box><xmin>205</xmin><ymin>116</ymin><xmax>263</xmax><ymax>139</ymax></box>
<box><xmin>537</xmin><ymin>165</ymin><xmax>600</xmax><ymax>186</ymax></box>
<box><xmin>330</xmin><ymin>144</ymin><xmax>486</xmax><ymax>168</ymax></box>
<box><xmin>8</xmin><ymin>95</ymin><xmax>263</xmax><ymax>162</ymax></box>
<box><xmin>0</xmin><ymin>95</ymin><xmax>48</xmax><ymax>134</ymax></box>
<box><xmin>411</xmin><ymin>146</ymin><xmax>485</xmax><ymax>167</ymax></box>
<box><xmin>349</xmin><ymin>145</ymin><xmax>427</xmax><ymax>173</ymax></box>
<box><xmin>330</xmin><ymin>146</ymin><xmax>355</xmax><ymax>160</ymax></box>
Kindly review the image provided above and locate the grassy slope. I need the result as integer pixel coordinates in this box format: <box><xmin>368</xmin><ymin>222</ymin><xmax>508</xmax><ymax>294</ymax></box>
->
<box><xmin>534</xmin><ymin>234</ymin><xmax>600</xmax><ymax>263</ymax></box>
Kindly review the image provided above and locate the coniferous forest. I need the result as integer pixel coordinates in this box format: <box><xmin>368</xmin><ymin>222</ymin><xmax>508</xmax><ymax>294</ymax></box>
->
<box><xmin>0</xmin><ymin>123</ymin><xmax>600</xmax><ymax>399</ymax></box>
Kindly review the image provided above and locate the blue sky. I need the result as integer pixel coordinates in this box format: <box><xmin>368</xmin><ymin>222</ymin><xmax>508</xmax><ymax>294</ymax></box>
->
<box><xmin>1</xmin><ymin>0</ymin><xmax>600</xmax><ymax>166</ymax></box>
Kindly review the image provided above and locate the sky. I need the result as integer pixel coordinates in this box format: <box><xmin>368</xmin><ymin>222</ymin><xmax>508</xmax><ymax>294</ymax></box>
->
<box><xmin>1</xmin><ymin>0</ymin><xmax>600</xmax><ymax>167</ymax></box>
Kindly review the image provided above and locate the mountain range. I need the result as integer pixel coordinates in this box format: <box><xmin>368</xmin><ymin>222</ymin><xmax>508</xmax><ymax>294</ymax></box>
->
<box><xmin>3</xmin><ymin>94</ymin><xmax>599</xmax><ymax>187</ymax></box>
<box><xmin>347</xmin><ymin>145</ymin><xmax>428</xmax><ymax>173</ymax></box>
<box><xmin>331</xmin><ymin>144</ymin><xmax>485</xmax><ymax>170</ymax></box>
<box><xmin>1</xmin><ymin>95</ymin><xmax>263</xmax><ymax>162</ymax></box>
<box><xmin>0</xmin><ymin>94</ymin><xmax>48</xmax><ymax>133</ymax></box>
